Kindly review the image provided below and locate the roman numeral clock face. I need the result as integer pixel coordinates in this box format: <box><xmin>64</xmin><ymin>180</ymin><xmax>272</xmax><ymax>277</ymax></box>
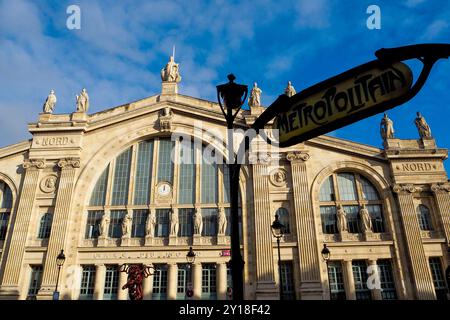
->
<box><xmin>157</xmin><ymin>182</ymin><xmax>171</xmax><ymax>196</ymax></box>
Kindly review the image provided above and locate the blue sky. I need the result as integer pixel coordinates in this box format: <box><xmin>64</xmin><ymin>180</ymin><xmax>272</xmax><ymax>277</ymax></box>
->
<box><xmin>0</xmin><ymin>0</ymin><xmax>449</xmax><ymax>171</ymax></box>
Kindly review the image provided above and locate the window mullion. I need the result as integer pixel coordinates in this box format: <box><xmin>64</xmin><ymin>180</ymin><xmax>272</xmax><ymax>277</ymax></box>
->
<box><xmin>150</xmin><ymin>139</ymin><xmax>160</xmax><ymax>206</ymax></box>
<box><xmin>105</xmin><ymin>159</ymin><xmax>116</xmax><ymax>206</ymax></box>
<box><xmin>127</xmin><ymin>144</ymin><xmax>138</xmax><ymax>206</ymax></box>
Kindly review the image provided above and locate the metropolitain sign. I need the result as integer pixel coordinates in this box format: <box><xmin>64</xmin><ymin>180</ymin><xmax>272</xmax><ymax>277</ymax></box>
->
<box><xmin>273</xmin><ymin>61</ymin><xmax>413</xmax><ymax>147</ymax></box>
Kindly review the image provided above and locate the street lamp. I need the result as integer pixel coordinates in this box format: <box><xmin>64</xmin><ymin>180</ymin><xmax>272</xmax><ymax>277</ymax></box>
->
<box><xmin>321</xmin><ymin>244</ymin><xmax>332</xmax><ymax>300</ymax></box>
<box><xmin>217</xmin><ymin>74</ymin><xmax>248</xmax><ymax>301</ymax></box>
<box><xmin>185</xmin><ymin>247</ymin><xmax>196</xmax><ymax>299</ymax></box>
<box><xmin>271</xmin><ymin>213</ymin><xmax>285</xmax><ymax>300</ymax></box>
<box><xmin>54</xmin><ymin>249</ymin><xmax>66</xmax><ymax>300</ymax></box>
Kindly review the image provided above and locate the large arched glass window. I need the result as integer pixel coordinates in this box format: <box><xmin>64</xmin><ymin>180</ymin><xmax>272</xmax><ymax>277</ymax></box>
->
<box><xmin>417</xmin><ymin>205</ymin><xmax>433</xmax><ymax>231</ymax></box>
<box><xmin>38</xmin><ymin>213</ymin><xmax>53</xmax><ymax>239</ymax></box>
<box><xmin>0</xmin><ymin>181</ymin><xmax>12</xmax><ymax>240</ymax></box>
<box><xmin>275</xmin><ymin>208</ymin><xmax>290</xmax><ymax>234</ymax></box>
<box><xmin>85</xmin><ymin>137</ymin><xmax>241</xmax><ymax>240</ymax></box>
<box><xmin>318</xmin><ymin>172</ymin><xmax>385</xmax><ymax>234</ymax></box>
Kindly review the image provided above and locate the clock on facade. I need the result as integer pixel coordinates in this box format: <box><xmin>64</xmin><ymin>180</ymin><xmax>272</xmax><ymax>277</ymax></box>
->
<box><xmin>157</xmin><ymin>182</ymin><xmax>172</xmax><ymax>196</ymax></box>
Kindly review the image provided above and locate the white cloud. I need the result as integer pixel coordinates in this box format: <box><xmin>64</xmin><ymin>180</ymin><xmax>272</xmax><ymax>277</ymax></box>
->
<box><xmin>294</xmin><ymin>0</ymin><xmax>330</xmax><ymax>29</ymax></box>
<box><xmin>421</xmin><ymin>19</ymin><xmax>448</xmax><ymax>40</ymax></box>
<box><xmin>404</xmin><ymin>0</ymin><xmax>426</xmax><ymax>8</ymax></box>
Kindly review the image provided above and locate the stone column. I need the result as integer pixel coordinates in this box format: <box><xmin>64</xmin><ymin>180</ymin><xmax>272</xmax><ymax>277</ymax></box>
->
<box><xmin>0</xmin><ymin>159</ymin><xmax>44</xmax><ymax>299</ymax></box>
<box><xmin>287</xmin><ymin>151</ymin><xmax>322</xmax><ymax>299</ymax></box>
<box><xmin>94</xmin><ymin>264</ymin><xmax>106</xmax><ymax>300</ymax></box>
<box><xmin>167</xmin><ymin>263</ymin><xmax>178</xmax><ymax>300</ymax></box>
<box><xmin>216</xmin><ymin>263</ymin><xmax>227</xmax><ymax>300</ymax></box>
<box><xmin>431</xmin><ymin>183</ymin><xmax>450</xmax><ymax>244</ymax></box>
<box><xmin>38</xmin><ymin>158</ymin><xmax>80</xmax><ymax>298</ymax></box>
<box><xmin>118</xmin><ymin>270</ymin><xmax>128</xmax><ymax>300</ymax></box>
<box><xmin>393</xmin><ymin>184</ymin><xmax>436</xmax><ymax>299</ymax></box>
<box><xmin>143</xmin><ymin>265</ymin><xmax>154</xmax><ymax>300</ymax></box>
<box><xmin>251</xmin><ymin>159</ymin><xmax>278</xmax><ymax>299</ymax></box>
<box><xmin>192</xmin><ymin>263</ymin><xmax>202</xmax><ymax>300</ymax></box>
<box><xmin>368</xmin><ymin>259</ymin><xmax>382</xmax><ymax>300</ymax></box>
<box><xmin>342</xmin><ymin>260</ymin><xmax>356</xmax><ymax>300</ymax></box>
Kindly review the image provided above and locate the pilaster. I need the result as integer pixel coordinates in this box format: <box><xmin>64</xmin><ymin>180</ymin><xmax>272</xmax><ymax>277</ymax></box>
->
<box><xmin>94</xmin><ymin>264</ymin><xmax>106</xmax><ymax>300</ymax></box>
<box><xmin>393</xmin><ymin>184</ymin><xmax>436</xmax><ymax>299</ymax></box>
<box><xmin>167</xmin><ymin>263</ymin><xmax>178</xmax><ymax>300</ymax></box>
<box><xmin>192</xmin><ymin>263</ymin><xmax>202</xmax><ymax>300</ymax></box>
<box><xmin>38</xmin><ymin>158</ymin><xmax>80</xmax><ymax>299</ymax></box>
<box><xmin>287</xmin><ymin>151</ymin><xmax>322</xmax><ymax>299</ymax></box>
<box><xmin>216</xmin><ymin>262</ymin><xmax>227</xmax><ymax>300</ymax></box>
<box><xmin>143</xmin><ymin>264</ymin><xmax>154</xmax><ymax>300</ymax></box>
<box><xmin>342</xmin><ymin>260</ymin><xmax>356</xmax><ymax>300</ymax></box>
<box><xmin>252</xmin><ymin>161</ymin><xmax>278</xmax><ymax>299</ymax></box>
<box><xmin>0</xmin><ymin>159</ymin><xmax>44</xmax><ymax>298</ymax></box>
<box><xmin>368</xmin><ymin>259</ymin><xmax>382</xmax><ymax>300</ymax></box>
<box><xmin>430</xmin><ymin>183</ymin><xmax>450</xmax><ymax>244</ymax></box>
<box><xmin>118</xmin><ymin>270</ymin><xmax>128</xmax><ymax>300</ymax></box>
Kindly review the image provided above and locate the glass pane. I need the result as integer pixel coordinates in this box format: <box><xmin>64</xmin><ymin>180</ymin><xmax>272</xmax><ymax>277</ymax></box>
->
<box><xmin>0</xmin><ymin>212</ymin><xmax>9</xmax><ymax>240</ymax></box>
<box><xmin>134</xmin><ymin>141</ymin><xmax>153</xmax><ymax>205</ymax></box>
<box><xmin>337</xmin><ymin>173</ymin><xmax>357</xmax><ymax>201</ymax></box>
<box><xmin>85</xmin><ymin>210</ymin><xmax>103</xmax><ymax>239</ymax></box>
<box><xmin>275</xmin><ymin>208</ymin><xmax>290</xmax><ymax>234</ymax></box>
<box><xmin>343</xmin><ymin>205</ymin><xmax>360</xmax><ymax>233</ymax></box>
<box><xmin>104</xmin><ymin>265</ymin><xmax>119</xmax><ymax>300</ymax></box>
<box><xmin>429</xmin><ymin>258</ymin><xmax>446</xmax><ymax>290</ymax></box>
<box><xmin>201</xmin><ymin>208</ymin><xmax>217</xmax><ymax>236</ymax></box>
<box><xmin>152</xmin><ymin>265</ymin><xmax>168</xmax><ymax>300</ymax></box>
<box><xmin>201</xmin><ymin>264</ymin><xmax>217</xmax><ymax>300</ymax></box>
<box><xmin>319</xmin><ymin>176</ymin><xmax>335</xmax><ymax>201</ymax></box>
<box><xmin>131</xmin><ymin>209</ymin><xmax>147</xmax><ymax>238</ymax></box>
<box><xmin>178</xmin><ymin>141</ymin><xmax>195</xmax><ymax>204</ymax></box>
<box><xmin>320</xmin><ymin>206</ymin><xmax>337</xmax><ymax>234</ymax></box>
<box><xmin>80</xmin><ymin>265</ymin><xmax>96</xmax><ymax>299</ymax></box>
<box><xmin>0</xmin><ymin>182</ymin><xmax>13</xmax><ymax>209</ymax></box>
<box><xmin>352</xmin><ymin>260</ymin><xmax>371</xmax><ymax>300</ymax></box>
<box><xmin>109</xmin><ymin>210</ymin><xmax>125</xmax><ymax>238</ymax></box>
<box><xmin>89</xmin><ymin>166</ymin><xmax>109</xmax><ymax>206</ymax></box>
<box><xmin>155</xmin><ymin>209</ymin><xmax>169</xmax><ymax>237</ymax></box>
<box><xmin>328</xmin><ymin>262</ymin><xmax>346</xmax><ymax>300</ymax></box>
<box><xmin>38</xmin><ymin>213</ymin><xmax>53</xmax><ymax>239</ymax></box>
<box><xmin>417</xmin><ymin>205</ymin><xmax>433</xmax><ymax>231</ymax></box>
<box><xmin>223</xmin><ymin>164</ymin><xmax>230</xmax><ymax>204</ymax></box>
<box><xmin>158</xmin><ymin>139</ymin><xmax>174</xmax><ymax>183</ymax></box>
<box><xmin>367</xmin><ymin>205</ymin><xmax>384</xmax><ymax>233</ymax></box>
<box><xmin>280</xmin><ymin>262</ymin><xmax>295</xmax><ymax>300</ymax></box>
<box><xmin>111</xmin><ymin>149</ymin><xmax>132</xmax><ymax>205</ymax></box>
<box><xmin>377</xmin><ymin>260</ymin><xmax>397</xmax><ymax>300</ymax></box>
<box><xmin>201</xmin><ymin>151</ymin><xmax>218</xmax><ymax>204</ymax></box>
<box><xmin>360</xmin><ymin>176</ymin><xmax>379</xmax><ymax>200</ymax></box>
<box><xmin>28</xmin><ymin>266</ymin><xmax>43</xmax><ymax>297</ymax></box>
<box><xmin>178</xmin><ymin>208</ymin><xmax>193</xmax><ymax>237</ymax></box>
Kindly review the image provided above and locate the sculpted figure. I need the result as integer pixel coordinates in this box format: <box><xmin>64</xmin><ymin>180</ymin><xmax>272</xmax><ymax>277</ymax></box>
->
<box><xmin>76</xmin><ymin>88</ymin><xmax>89</xmax><ymax>112</ymax></box>
<box><xmin>193</xmin><ymin>209</ymin><xmax>203</xmax><ymax>235</ymax></box>
<box><xmin>284</xmin><ymin>81</ymin><xmax>296</xmax><ymax>97</ymax></box>
<box><xmin>43</xmin><ymin>90</ymin><xmax>57</xmax><ymax>114</ymax></box>
<box><xmin>336</xmin><ymin>205</ymin><xmax>348</xmax><ymax>232</ymax></box>
<box><xmin>217</xmin><ymin>208</ymin><xmax>227</xmax><ymax>235</ymax></box>
<box><xmin>248</xmin><ymin>82</ymin><xmax>262</xmax><ymax>108</ymax></box>
<box><xmin>380</xmin><ymin>113</ymin><xmax>394</xmax><ymax>140</ymax></box>
<box><xmin>160</xmin><ymin>56</ymin><xmax>181</xmax><ymax>82</ymax></box>
<box><xmin>359</xmin><ymin>204</ymin><xmax>372</xmax><ymax>232</ymax></box>
<box><xmin>146</xmin><ymin>211</ymin><xmax>156</xmax><ymax>237</ymax></box>
<box><xmin>100</xmin><ymin>213</ymin><xmax>110</xmax><ymax>237</ymax></box>
<box><xmin>121</xmin><ymin>212</ymin><xmax>132</xmax><ymax>237</ymax></box>
<box><xmin>414</xmin><ymin>112</ymin><xmax>432</xmax><ymax>138</ymax></box>
<box><xmin>170</xmin><ymin>209</ymin><xmax>179</xmax><ymax>236</ymax></box>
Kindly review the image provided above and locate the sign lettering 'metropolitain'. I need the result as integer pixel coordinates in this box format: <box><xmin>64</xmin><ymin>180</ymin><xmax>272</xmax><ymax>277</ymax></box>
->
<box><xmin>274</xmin><ymin>62</ymin><xmax>413</xmax><ymax>147</ymax></box>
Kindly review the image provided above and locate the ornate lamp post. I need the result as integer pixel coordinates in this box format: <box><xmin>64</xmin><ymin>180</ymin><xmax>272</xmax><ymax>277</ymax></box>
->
<box><xmin>186</xmin><ymin>246</ymin><xmax>196</xmax><ymax>299</ymax></box>
<box><xmin>53</xmin><ymin>249</ymin><xmax>66</xmax><ymax>300</ymax></box>
<box><xmin>271</xmin><ymin>214</ymin><xmax>285</xmax><ymax>300</ymax></box>
<box><xmin>321</xmin><ymin>244</ymin><xmax>332</xmax><ymax>300</ymax></box>
<box><xmin>216</xmin><ymin>74</ymin><xmax>248</xmax><ymax>301</ymax></box>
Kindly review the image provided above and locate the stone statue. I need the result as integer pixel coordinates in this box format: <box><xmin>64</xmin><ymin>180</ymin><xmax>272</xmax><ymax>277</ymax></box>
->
<box><xmin>162</xmin><ymin>107</ymin><xmax>172</xmax><ymax>117</ymax></box>
<box><xmin>284</xmin><ymin>81</ymin><xmax>296</xmax><ymax>97</ymax></box>
<box><xmin>76</xmin><ymin>88</ymin><xmax>89</xmax><ymax>112</ymax></box>
<box><xmin>121</xmin><ymin>212</ymin><xmax>132</xmax><ymax>237</ymax></box>
<box><xmin>380</xmin><ymin>113</ymin><xmax>394</xmax><ymax>140</ymax></box>
<box><xmin>217</xmin><ymin>208</ymin><xmax>227</xmax><ymax>235</ymax></box>
<box><xmin>146</xmin><ymin>211</ymin><xmax>156</xmax><ymax>237</ymax></box>
<box><xmin>99</xmin><ymin>213</ymin><xmax>110</xmax><ymax>237</ymax></box>
<box><xmin>43</xmin><ymin>90</ymin><xmax>57</xmax><ymax>114</ymax></box>
<box><xmin>414</xmin><ymin>112</ymin><xmax>432</xmax><ymax>138</ymax></box>
<box><xmin>193</xmin><ymin>209</ymin><xmax>203</xmax><ymax>235</ymax></box>
<box><xmin>160</xmin><ymin>56</ymin><xmax>181</xmax><ymax>82</ymax></box>
<box><xmin>170</xmin><ymin>209</ymin><xmax>179</xmax><ymax>236</ymax></box>
<box><xmin>336</xmin><ymin>205</ymin><xmax>348</xmax><ymax>232</ymax></box>
<box><xmin>359</xmin><ymin>204</ymin><xmax>372</xmax><ymax>232</ymax></box>
<box><xmin>275</xmin><ymin>171</ymin><xmax>286</xmax><ymax>183</ymax></box>
<box><xmin>248</xmin><ymin>82</ymin><xmax>262</xmax><ymax>108</ymax></box>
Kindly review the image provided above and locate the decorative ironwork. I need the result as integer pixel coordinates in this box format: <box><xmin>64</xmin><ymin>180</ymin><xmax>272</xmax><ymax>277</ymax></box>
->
<box><xmin>119</xmin><ymin>263</ymin><xmax>155</xmax><ymax>300</ymax></box>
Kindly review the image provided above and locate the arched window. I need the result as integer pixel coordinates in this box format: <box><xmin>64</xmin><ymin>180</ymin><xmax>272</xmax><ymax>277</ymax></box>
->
<box><xmin>318</xmin><ymin>172</ymin><xmax>385</xmax><ymax>234</ymax></box>
<box><xmin>38</xmin><ymin>213</ymin><xmax>53</xmax><ymax>239</ymax></box>
<box><xmin>0</xmin><ymin>181</ymin><xmax>13</xmax><ymax>240</ymax></box>
<box><xmin>85</xmin><ymin>137</ymin><xmax>241</xmax><ymax>240</ymax></box>
<box><xmin>417</xmin><ymin>205</ymin><xmax>433</xmax><ymax>231</ymax></box>
<box><xmin>275</xmin><ymin>208</ymin><xmax>290</xmax><ymax>234</ymax></box>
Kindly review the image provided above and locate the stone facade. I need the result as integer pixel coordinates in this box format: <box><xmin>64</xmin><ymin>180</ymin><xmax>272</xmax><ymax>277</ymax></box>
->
<box><xmin>0</xmin><ymin>71</ymin><xmax>449</xmax><ymax>300</ymax></box>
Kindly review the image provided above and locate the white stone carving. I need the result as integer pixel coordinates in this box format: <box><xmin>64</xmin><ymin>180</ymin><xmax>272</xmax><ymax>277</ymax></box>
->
<box><xmin>284</xmin><ymin>81</ymin><xmax>296</xmax><ymax>97</ymax></box>
<box><xmin>40</xmin><ymin>175</ymin><xmax>58</xmax><ymax>193</ymax></box>
<box><xmin>43</xmin><ymin>90</ymin><xmax>57</xmax><ymax>114</ymax></box>
<box><xmin>76</xmin><ymin>88</ymin><xmax>89</xmax><ymax>112</ymax></box>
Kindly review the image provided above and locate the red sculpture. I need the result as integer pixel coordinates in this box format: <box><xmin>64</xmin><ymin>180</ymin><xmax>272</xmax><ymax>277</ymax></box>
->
<box><xmin>119</xmin><ymin>264</ymin><xmax>154</xmax><ymax>300</ymax></box>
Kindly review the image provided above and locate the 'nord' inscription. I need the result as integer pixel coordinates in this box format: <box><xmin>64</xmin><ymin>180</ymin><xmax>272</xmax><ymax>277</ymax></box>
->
<box><xmin>42</xmin><ymin>137</ymin><xmax>69</xmax><ymax>146</ymax></box>
<box><xmin>400</xmin><ymin>163</ymin><xmax>434</xmax><ymax>172</ymax></box>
